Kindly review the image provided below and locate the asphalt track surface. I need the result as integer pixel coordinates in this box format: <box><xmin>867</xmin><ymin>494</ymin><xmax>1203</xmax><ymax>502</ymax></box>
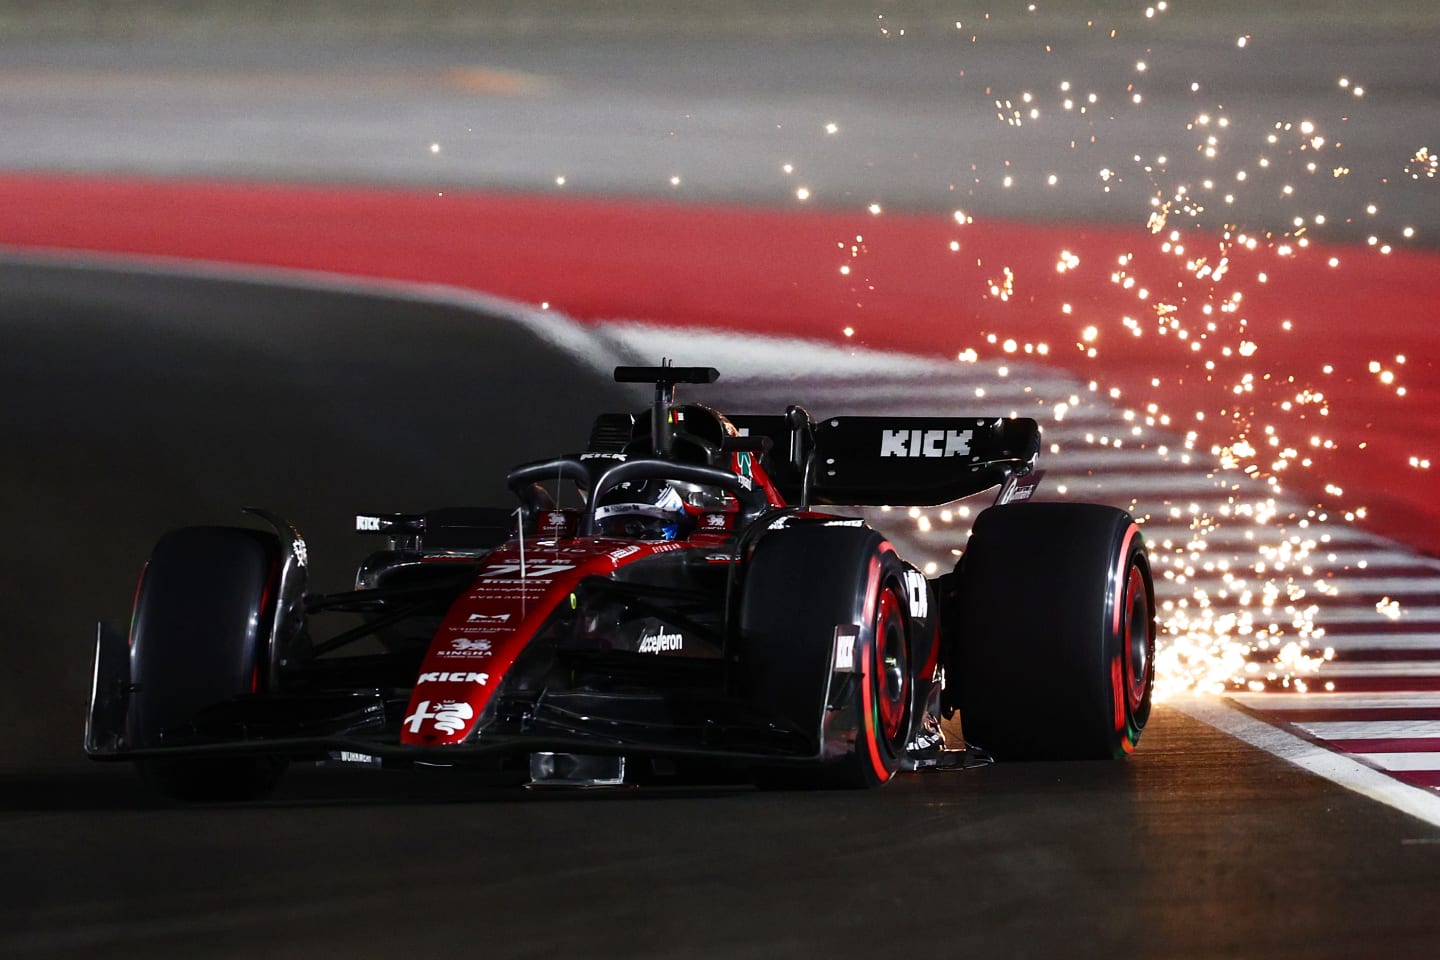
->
<box><xmin>4</xmin><ymin>261</ymin><xmax>1440</xmax><ymax>959</ymax></box>
<box><xmin>5</xmin><ymin>712</ymin><xmax>1439</xmax><ymax>960</ymax></box>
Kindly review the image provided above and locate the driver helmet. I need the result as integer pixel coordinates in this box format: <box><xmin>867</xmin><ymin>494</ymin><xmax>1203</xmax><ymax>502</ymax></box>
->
<box><xmin>594</xmin><ymin>481</ymin><xmax>693</xmax><ymax>541</ymax></box>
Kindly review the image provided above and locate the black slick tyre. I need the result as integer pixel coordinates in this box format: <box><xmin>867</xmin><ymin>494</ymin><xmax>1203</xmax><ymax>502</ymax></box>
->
<box><xmin>739</xmin><ymin>524</ymin><xmax>915</xmax><ymax>788</ymax></box>
<box><xmin>128</xmin><ymin>526</ymin><xmax>289</xmax><ymax>801</ymax></box>
<box><xmin>952</xmin><ymin>502</ymin><xmax>1155</xmax><ymax>760</ymax></box>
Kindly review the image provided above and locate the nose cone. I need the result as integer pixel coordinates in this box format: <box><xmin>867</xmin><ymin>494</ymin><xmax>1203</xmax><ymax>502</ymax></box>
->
<box><xmin>401</xmin><ymin>675</ymin><xmax>489</xmax><ymax>745</ymax></box>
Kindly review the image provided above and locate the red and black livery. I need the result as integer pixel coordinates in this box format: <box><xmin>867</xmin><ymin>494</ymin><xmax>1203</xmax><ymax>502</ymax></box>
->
<box><xmin>86</xmin><ymin>365</ymin><xmax>1156</xmax><ymax>800</ymax></box>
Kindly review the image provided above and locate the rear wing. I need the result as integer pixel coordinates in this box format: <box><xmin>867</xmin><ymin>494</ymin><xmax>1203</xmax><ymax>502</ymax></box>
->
<box><xmin>728</xmin><ymin>414</ymin><xmax>1042</xmax><ymax>507</ymax></box>
<box><xmin>582</xmin><ymin>365</ymin><xmax>1041</xmax><ymax>508</ymax></box>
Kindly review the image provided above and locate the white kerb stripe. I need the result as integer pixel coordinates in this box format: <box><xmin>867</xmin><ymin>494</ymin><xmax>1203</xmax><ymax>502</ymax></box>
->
<box><xmin>1303</xmin><ymin>608</ymin><xmax>1440</xmax><ymax>624</ymax></box>
<box><xmin>1230</xmin><ymin>692</ymin><xmax>1440</xmax><ymax>710</ymax></box>
<box><xmin>1296</xmin><ymin>720</ymin><xmax>1440</xmax><ymax>740</ymax></box>
<box><xmin>1357</xmin><ymin>753</ymin><xmax>1440</xmax><ymax>772</ymax></box>
<box><xmin>1302</xmin><ymin>635</ymin><xmax>1440</xmax><ymax>651</ymax></box>
<box><xmin>1299</xmin><ymin>662</ymin><xmax>1440</xmax><ymax>678</ymax></box>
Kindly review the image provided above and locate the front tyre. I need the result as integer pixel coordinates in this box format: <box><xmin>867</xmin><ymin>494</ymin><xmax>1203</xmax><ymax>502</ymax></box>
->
<box><xmin>952</xmin><ymin>502</ymin><xmax>1155</xmax><ymax>760</ymax></box>
<box><xmin>739</xmin><ymin>525</ymin><xmax>915</xmax><ymax>788</ymax></box>
<box><xmin>129</xmin><ymin>526</ymin><xmax>290</xmax><ymax>801</ymax></box>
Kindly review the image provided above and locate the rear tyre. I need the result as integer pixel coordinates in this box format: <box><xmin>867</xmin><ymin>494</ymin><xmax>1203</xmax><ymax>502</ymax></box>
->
<box><xmin>129</xmin><ymin>526</ymin><xmax>290</xmax><ymax>801</ymax></box>
<box><xmin>952</xmin><ymin>502</ymin><xmax>1154</xmax><ymax>760</ymax></box>
<box><xmin>739</xmin><ymin>525</ymin><xmax>914</xmax><ymax>788</ymax></box>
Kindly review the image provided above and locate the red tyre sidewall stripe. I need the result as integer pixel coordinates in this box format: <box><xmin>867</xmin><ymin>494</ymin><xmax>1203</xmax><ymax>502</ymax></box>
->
<box><xmin>860</xmin><ymin>543</ymin><xmax>899</xmax><ymax>783</ymax></box>
<box><xmin>1111</xmin><ymin>523</ymin><xmax>1140</xmax><ymax>635</ymax></box>
<box><xmin>860</xmin><ymin>633</ymin><xmax>890</xmax><ymax>783</ymax></box>
<box><xmin>1111</xmin><ymin>523</ymin><xmax>1142</xmax><ymax>742</ymax></box>
<box><xmin>1111</xmin><ymin>654</ymin><xmax>1126</xmax><ymax>734</ymax></box>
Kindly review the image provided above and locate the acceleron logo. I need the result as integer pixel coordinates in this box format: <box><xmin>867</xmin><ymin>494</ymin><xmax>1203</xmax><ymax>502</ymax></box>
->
<box><xmin>636</xmin><ymin>629</ymin><xmax>684</xmax><ymax>653</ymax></box>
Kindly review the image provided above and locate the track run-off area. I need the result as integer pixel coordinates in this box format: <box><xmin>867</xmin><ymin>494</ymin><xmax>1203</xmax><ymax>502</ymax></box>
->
<box><xmin>4</xmin><ymin>172</ymin><xmax>1440</xmax><ymax>827</ymax></box>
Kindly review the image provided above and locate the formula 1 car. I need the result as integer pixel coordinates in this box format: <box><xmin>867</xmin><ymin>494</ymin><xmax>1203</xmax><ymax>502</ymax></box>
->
<box><xmin>86</xmin><ymin>365</ymin><xmax>1155</xmax><ymax>800</ymax></box>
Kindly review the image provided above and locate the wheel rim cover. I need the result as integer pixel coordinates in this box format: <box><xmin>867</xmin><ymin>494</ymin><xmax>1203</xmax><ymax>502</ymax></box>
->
<box><xmin>1123</xmin><ymin>565</ymin><xmax>1151</xmax><ymax>713</ymax></box>
<box><xmin>875</xmin><ymin>589</ymin><xmax>907</xmax><ymax>742</ymax></box>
